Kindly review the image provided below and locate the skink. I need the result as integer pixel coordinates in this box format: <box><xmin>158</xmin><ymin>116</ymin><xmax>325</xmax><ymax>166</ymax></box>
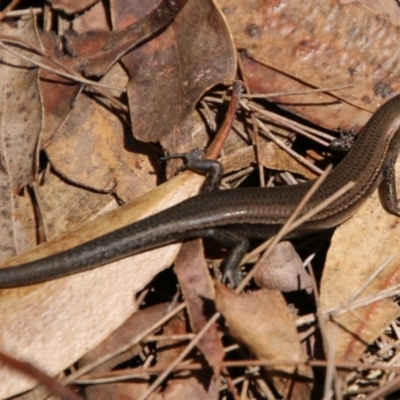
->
<box><xmin>2</xmin><ymin>94</ymin><xmax>400</xmax><ymax>288</ymax></box>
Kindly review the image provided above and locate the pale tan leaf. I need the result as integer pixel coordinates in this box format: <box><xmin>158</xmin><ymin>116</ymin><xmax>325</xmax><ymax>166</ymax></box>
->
<box><xmin>218</xmin><ymin>0</ymin><xmax>400</xmax><ymax>137</ymax></box>
<box><xmin>215</xmin><ymin>284</ymin><xmax>313</xmax><ymax>399</ymax></box>
<box><xmin>254</xmin><ymin>241</ymin><xmax>312</xmax><ymax>293</ymax></box>
<box><xmin>0</xmin><ymin>17</ymin><xmax>42</xmax><ymax>261</ymax></box>
<box><xmin>218</xmin><ymin>0</ymin><xmax>400</xmax><ymax>109</ymax></box>
<box><xmin>320</xmin><ymin>159</ymin><xmax>400</xmax><ymax>362</ymax></box>
<box><xmin>0</xmin><ymin>172</ymin><xmax>203</xmax><ymax>399</ymax></box>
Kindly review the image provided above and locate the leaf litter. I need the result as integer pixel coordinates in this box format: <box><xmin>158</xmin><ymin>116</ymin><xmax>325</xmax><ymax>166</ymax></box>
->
<box><xmin>1</xmin><ymin>0</ymin><xmax>400</xmax><ymax>399</ymax></box>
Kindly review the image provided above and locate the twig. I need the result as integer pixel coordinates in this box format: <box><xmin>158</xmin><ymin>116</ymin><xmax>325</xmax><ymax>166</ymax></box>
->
<box><xmin>204</xmin><ymin>81</ymin><xmax>243</xmax><ymax>160</ymax></box>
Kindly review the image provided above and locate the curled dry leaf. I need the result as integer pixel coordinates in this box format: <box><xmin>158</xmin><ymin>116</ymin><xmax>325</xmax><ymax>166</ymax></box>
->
<box><xmin>215</xmin><ymin>284</ymin><xmax>313</xmax><ymax>399</ymax></box>
<box><xmin>320</xmin><ymin>161</ymin><xmax>400</xmax><ymax>362</ymax></box>
<box><xmin>81</xmin><ymin>0</ymin><xmax>191</xmax><ymax>78</ymax></box>
<box><xmin>38</xmin><ymin>33</ymin><xmax>84</xmax><ymax>146</ymax></box>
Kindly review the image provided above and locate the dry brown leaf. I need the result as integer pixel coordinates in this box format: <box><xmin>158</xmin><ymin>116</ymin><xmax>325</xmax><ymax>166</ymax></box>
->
<box><xmin>219</xmin><ymin>0</ymin><xmax>400</xmax><ymax>109</ymax></box>
<box><xmin>0</xmin><ymin>17</ymin><xmax>42</xmax><ymax>263</ymax></box>
<box><xmin>319</xmin><ymin>159</ymin><xmax>400</xmax><ymax>362</ymax></box>
<box><xmin>0</xmin><ymin>172</ymin><xmax>204</xmax><ymax>399</ymax></box>
<box><xmin>118</xmin><ymin>0</ymin><xmax>236</xmax><ymax>146</ymax></box>
<box><xmin>254</xmin><ymin>241</ymin><xmax>312</xmax><ymax>293</ymax></box>
<box><xmin>0</xmin><ymin>17</ymin><xmax>41</xmax><ymax>192</ymax></box>
<box><xmin>45</xmin><ymin>63</ymin><xmax>157</xmax><ymax>201</ymax></box>
<box><xmin>215</xmin><ymin>284</ymin><xmax>313</xmax><ymax>399</ymax></box>
<box><xmin>38</xmin><ymin>11</ymin><xmax>158</xmax><ymax>201</ymax></box>
<box><xmin>80</xmin><ymin>0</ymin><xmax>190</xmax><ymax>78</ymax></box>
<box><xmin>341</xmin><ymin>0</ymin><xmax>400</xmax><ymax>25</ymax></box>
<box><xmin>39</xmin><ymin>33</ymin><xmax>84</xmax><ymax>146</ymax></box>
<box><xmin>239</xmin><ymin>54</ymin><xmax>372</xmax><ymax>133</ymax></box>
<box><xmin>61</xmin><ymin>2</ymin><xmax>110</xmax><ymax>57</ymax></box>
<box><xmin>40</xmin><ymin>1</ymin><xmax>188</xmax><ymax>145</ymax></box>
<box><xmin>174</xmin><ymin>240</ymin><xmax>224</xmax><ymax>375</ymax></box>
<box><xmin>218</xmin><ymin>0</ymin><xmax>400</xmax><ymax>143</ymax></box>
<box><xmin>36</xmin><ymin>170</ymin><xmax>115</xmax><ymax>242</ymax></box>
